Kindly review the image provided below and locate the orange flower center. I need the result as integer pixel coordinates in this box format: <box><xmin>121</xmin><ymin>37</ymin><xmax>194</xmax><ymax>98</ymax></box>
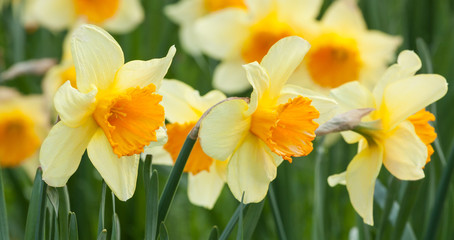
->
<box><xmin>164</xmin><ymin>121</ymin><xmax>214</xmax><ymax>175</ymax></box>
<box><xmin>306</xmin><ymin>33</ymin><xmax>362</xmax><ymax>89</ymax></box>
<box><xmin>241</xmin><ymin>13</ymin><xmax>295</xmax><ymax>63</ymax></box>
<box><xmin>250</xmin><ymin>96</ymin><xmax>319</xmax><ymax>162</ymax></box>
<box><xmin>204</xmin><ymin>0</ymin><xmax>246</xmax><ymax>13</ymax></box>
<box><xmin>60</xmin><ymin>65</ymin><xmax>78</xmax><ymax>89</ymax></box>
<box><xmin>407</xmin><ymin>109</ymin><xmax>437</xmax><ymax>165</ymax></box>
<box><xmin>0</xmin><ymin>110</ymin><xmax>41</xmax><ymax>167</ymax></box>
<box><xmin>93</xmin><ymin>84</ymin><xmax>165</xmax><ymax>157</ymax></box>
<box><xmin>73</xmin><ymin>0</ymin><xmax>120</xmax><ymax>24</ymax></box>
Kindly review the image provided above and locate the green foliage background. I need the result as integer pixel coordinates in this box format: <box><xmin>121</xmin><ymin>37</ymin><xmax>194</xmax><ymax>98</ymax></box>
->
<box><xmin>1</xmin><ymin>0</ymin><xmax>454</xmax><ymax>239</ymax></box>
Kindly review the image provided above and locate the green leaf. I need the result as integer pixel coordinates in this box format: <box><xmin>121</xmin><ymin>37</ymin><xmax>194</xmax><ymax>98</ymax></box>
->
<box><xmin>391</xmin><ymin>181</ymin><xmax>422</xmax><ymax>240</ymax></box>
<box><xmin>243</xmin><ymin>200</ymin><xmax>265</xmax><ymax>240</ymax></box>
<box><xmin>111</xmin><ymin>213</ymin><xmax>121</xmax><ymax>240</ymax></box>
<box><xmin>24</xmin><ymin>168</ymin><xmax>48</xmax><ymax>240</ymax></box>
<box><xmin>158</xmin><ymin>222</ymin><xmax>169</xmax><ymax>240</ymax></box>
<box><xmin>236</xmin><ymin>193</ymin><xmax>245</xmax><ymax>240</ymax></box>
<box><xmin>145</xmin><ymin>168</ymin><xmax>159</xmax><ymax>240</ymax></box>
<box><xmin>219</xmin><ymin>202</ymin><xmax>245</xmax><ymax>240</ymax></box>
<box><xmin>208</xmin><ymin>226</ymin><xmax>219</xmax><ymax>240</ymax></box>
<box><xmin>376</xmin><ymin>177</ymin><xmax>399</xmax><ymax>240</ymax></box>
<box><xmin>0</xmin><ymin>169</ymin><xmax>10</xmax><ymax>240</ymax></box>
<box><xmin>58</xmin><ymin>186</ymin><xmax>70</xmax><ymax>240</ymax></box>
<box><xmin>46</xmin><ymin>187</ymin><xmax>59</xmax><ymax>215</ymax></box>
<box><xmin>268</xmin><ymin>183</ymin><xmax>288</xmax><ymax>240</ymax></box>
<box><xmin>97</xmin><ymin>181</ymin><xmax>107</xmax><ymax>235</ymax></box>
<box><xmin>157</xmin><ymin>135</ymin><xmax>197</xmax><ymax>225</ymax></box>
<box><xmin>96</xmin><ymin>229</ymin><xmax>107</xmax><ymax>240</ymax></box>
<box><xmin>68</xmin><ymin>212</ymin><xmax>79</xmax><ymax>240</ymax></box>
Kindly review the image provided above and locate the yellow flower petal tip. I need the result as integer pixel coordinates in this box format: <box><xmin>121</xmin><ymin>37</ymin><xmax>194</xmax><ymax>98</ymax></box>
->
<box><xmin>40</xmin><ymin>24</ymin><xmax>174</xmax><ymax>201</ymax></box>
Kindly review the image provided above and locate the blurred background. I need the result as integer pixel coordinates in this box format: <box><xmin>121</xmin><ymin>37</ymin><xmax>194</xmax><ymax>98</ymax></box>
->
<box><xmin>1</xmin><ymin>0</ymin><xmax>454</xmax><ymax>239</ymax></box>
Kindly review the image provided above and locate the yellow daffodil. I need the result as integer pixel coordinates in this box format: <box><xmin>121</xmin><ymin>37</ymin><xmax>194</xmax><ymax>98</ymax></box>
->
<box><xmin>165</xmin><ymin>0</ymin><xmax>247</xmax><ymax>56</ymax></box>
<box><xmin>288</xmin><ymin>0</ymin><xmax>401</xmax><ymax>93</ymax></box>
<box><xmin>328</xmin><ymin>50</ymin><xmax>448</xmax><ymax>225</ymax></box>
<box><xmin>147</xmin><ymin>79</ymin><xmax>227</xmax><ymax>209</ymax></box>
<box><xmin>198</xmin><ymin>37</ymin><xmax>337</xmax><ymax>203</ymax></box>
<box><xmin>195</xmin><ymin>0</ymin><xmax>322</xmax><ymax>94</ymax></box>
<box><xmin>39</xmin><ymin>24</ymin><xmax>175</xmax><ymax>201</ymax></box>
<box><xmin>0</xmin><ymin>87</ymin><xmax>49</xmax><ymax>177</ymax></box>
<box><xmin>32</xmin><ymin>0</ymin><xmax>143</xmax><ymax>33</ymax></box>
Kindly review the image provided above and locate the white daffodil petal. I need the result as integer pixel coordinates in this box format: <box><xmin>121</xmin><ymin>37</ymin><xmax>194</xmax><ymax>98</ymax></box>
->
<box><xmin>87</xmin><ymin>129</ymin><xmax>139</xmax><ymax>201</ymax></box>
<box><xmin>188</xmin><ymin>163</ymin><xmax>225</xmax><ymax>209</ymax></box>
<box><xmin>102</xmin><ymin>0</ymin><xmax>144</xmax><ymax>33</ymax></box>
<box><xmin>33</xmin><ymin>0</ymin><xmax>75</xmax><ymax>31</ymax></box>
<box><xmin>227</xmin><ymin>134</ymin><xmax>277</xmax><ymax>203</ymax></box>
<box><xmin>195</xmin><ymin>9</ymin><xmax>249</xmax><ymax>59</ymax></box>
<box><xmin>199</xmin><ymin>99</ymin><xmax>251</xmax><ymax>161</ymax></box>
<box><xmin>384</xmin><ymin>74</ymin><xmax>447</xmax><ymax>129</ymax></box>
<box><xmin>143</xmin><ymin>146</ymin><xmax>173</xmax><ymax>166</ymax></box>
<box><xmin>71</xmin><ymin>25</ymin><xmax>124</xmax><ymax>92</ymax></box>
<box><xmin>346</xmin><ymin>141</ymin><xmax>383</xmax><ymax>226</ymax></box>
<box><xmin>213</xmin><ymin>60</ymin><xmax>251</xmax><ymax>94</ymax></box>
<box><xmin>383</xmin><ymin>122</ymin><xmax>426</xmax><ymax>180</ymax></box>
<box><xmin>327</xmin><ymin>171</ymin><xmax>346</xmax><ymax>187</ymax></box>
<box><xmin>54</xmin><ymin>81</ymin><xmax>97</xmax><ymax>128</ymax></box>
<box><xmin>280</xmin><ymin>85</ymin><xmax>338</xmax><ymax>124</ymax></box>
<box><xmin>40</xmin><ymin>120</ymin><xmax>97</xmax><ymax>187</ymax></box>
<box><xmin>322</xmin><ymin>0</ymin><xmax>366</xmax><ymax>31</ymax></box>
<box><xmin>330</xmin><ymin>81</ymin><xmax>375</xmax><ymax>111</ymax></box>
<box><xmin>261</xmin><ymin>37</ymin><xmax>310</xmax><ymax>98</ymax></box>
<box><xmin>115</xmin><ymin>46</ymin><xmax>176</xmax><ymax>91</ymax></box>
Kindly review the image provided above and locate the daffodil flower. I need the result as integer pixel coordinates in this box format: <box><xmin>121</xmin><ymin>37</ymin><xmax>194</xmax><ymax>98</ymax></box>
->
<box><xmin>328</xmin><ymin>50</ymin><xmax>448</xmax><ymax>225</ymax></box>
<box><xmin>287</xmin><ymin>0</ymin><xmax>401</xmax><ymax>93</ymax></box>
<box><xmin>39</xmin><ymin>24</ymin><xmax>175</xmax><ymax>201</ymax></box>
<box><xmin>0</xmin><ymin>87</ymin><xmax>49</xmax><ymax>178</ymax></box>
<box><xmin>195</xmin><ymin>0</ymin><xmax>322</xmax><ymax>94</ymax></box>
<box><xmin>32</xmin><ymin>0</ymin><xmax>143</xmax><ymax>33</ymax></box>
<box><xmin>198</xmin><ymin>36</ymin><xmax>337</xmax><ymax>203</ymax></box>
<box><xmin>146</xmin><ymin>79</ymin><xmax>227</xmax><ymax>209</ymax></box>
<box><xmin>165</xmin><ymin>0</ymin><xmax>247</xmax><ymax>56</ymax></box>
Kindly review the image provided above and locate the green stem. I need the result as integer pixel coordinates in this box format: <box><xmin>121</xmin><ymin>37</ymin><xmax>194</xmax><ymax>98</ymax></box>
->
<box><xmin>268</xmin><ymin>184</ymin><xmax>288</xmax><ymax>240</ymax></box>
<box><xmin>97</xmin><ymin>181</ymin><xmax>106</xmax><ymax>236</ymax></box>
<box><xmin>58</xmin><ymin>186</ymin><xmax>70</xmax><ymax>240</ymax></box>
<box><xmin>157</xmin><ymin>133</ymin><xmax>197</xmax><ymax>226</ymax></box>
<box><xmin>376</xmin><ymin>177</ymin><xmax>398</xmax><ymax>240</ymax></box>
<box><xmin>390</xmin><ymin>181</ymin><xmax>422</xmax><ymax>240</ymax></box>
<box><xmin>0</xmin><ymin>169</ymin><xmax>9</xmax><ymax>240</ymax></box>
<box><xmin>312</xmin><ymin>140</ymin><xmax>326</xmax><ymax>240</ymax></box>
<box><xmin>219</xmin><ymin>203</ymin><xmax>244</xmax><ymax>240</ymax></box>
<box><xmin>423</xmin><ymin>145</ymin><xmax>454</xmax><ymax>240</ymax></box>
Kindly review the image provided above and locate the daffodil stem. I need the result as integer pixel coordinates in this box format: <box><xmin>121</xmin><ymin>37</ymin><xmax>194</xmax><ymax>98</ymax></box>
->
<box><xmin>97</xmin><ymin>181</ymin><xmax>106</xmax><ymax>236</ymax></box>
<box><xmin>313</xmin><ymin>139</ymin><xmax>326</xmax><ymax>240</ymax></box>
<box><xmin>157</xmin><ymin>133</ymin><xmax>197</xmax><ymax>228</ymax></box>
<box><xmin>423</xmin><ymin>144</ymin><xmax>454</xmax><ymax>240</ymax></box>
<box><xmin>219</xmin><ymin>202</ymin><xmax>245</xmax><ymax>240</ymax></box>
<box><xmin>268</xmin><ymin>183</ymin><xmax>288</xmax><ymax>240</ymax></box>
<box><xmin>0</xmin><ymin>169</ymin><xmax>9</xmax><ymax>240</ymax></box>
<box><xmin>58</xmin><ymin>186</ymin><xmax>70</xmax><ymax>240</ymax></box>
<box><xmin>376</xmin><ymin>177</ymin><xmax>398</xmax><ymax>240</ymax></box>
<box><xmin>24</xmin><ymin>168</ymin><xmax>47</xmax><ymax>240</ymax></box>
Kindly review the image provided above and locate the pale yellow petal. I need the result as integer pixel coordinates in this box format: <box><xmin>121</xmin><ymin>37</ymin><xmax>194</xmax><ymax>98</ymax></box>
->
<box><xmin>188</xmin><ymin>163</ymin><xmax>225</xmax><ymax>209</ymax></box>
<box><xmin>280</xmin><ymin>84</ymin><xmax>338</xmax><ymax>124</ymax></box>
<box><xmin>243</xmin><ymin>61</ymin><xmax>270</xmax><ymax>110</ymax></box>
<box><xmin>32</xmin><ymin>0</ymin><xmax>75</xmax><ymax>31</ymax></box>
<box><xmin>195</xmin><ymin>9</ymin><xmax>250</xmax><ymax>59</ymax></box>
<box><xmin>87</xmin><ymin>129</ymin><xmax>140</xmax><ymax>201</ymax></box>
<box><xmin>346</xmin><ymin>141</ymin><xmax>383</xmax><ymax>226</ymax></box>
<box><xmin>246</xmin><ymin>0</ymin><xmax>272</xmax><ymax>19</ymax></box>
<box><xmin>327</xmin><ymin>171</ymin><xmax>346</xmax><ymax>187</ymax></box>
<box><xmin>260</xmin><ymin>36</ymin><xmax>311</xmax><ymax>99</ymax></box>
<box><xmin>382</xmin><ymin>121</ymin><xmax>426</xmax><ymax>180</ymax></box>
<box><xmin>340</xmin><ymin>131</ymin><xmax>363</xmax><ymax>144</ymax></box>
<box><xmin>277</xmin><ymin>0</ymin><xmax>322</xmax><ymax>21</ymax></box>
<box><xmin>322</xmin><ymin>0</ymin><xmax>366</xmax><ymax>32</ymax></box>
<box><xmin>71</xmin><ymin>24</ymin><xmax>124</xmax><ymax>92</ymax></box>
<box><xmin>330</xmin><ymin>81</ymin><xmax>375</xmax><ymax>111</ymax></box>
<box><xmin>199</xmin><ymin>99</ymin><xmax>251</xmax><ymax>161</ymax></box>
<box><xmin>165</xmin><ymin>0</ymin><xmax>204</xmax><ymax>24</ymax></box>
<box><xmin>54</xmin><ymin>81</ymin><xmax>97</xmax><ymax>128</ymax></box>
<box><xmin>227</xmin><ymin>134</ymin><xmax>277</xmax><ymax>203</ymax></box>
<box><xmin>115</xmin><ymin>46</ymin><xmax>175</xmax><ymax>91</ymax></box>
<box><xmin>102</xmin><ymin>0</ymin><xmax>144</xmax><ymax>33</ymax></box>
<box><xmin>143</xmin><ymin>146</ymin><xmax>173</xmax><ymax>166</ymax></box>
<box><xmin>40</xmin><ymin>119</ymin><xmax>98</xmax><ymax>187</ymax></box>
<box><xmin>383</xmin><ymin>74</ymin><xmax>447</xmax><ymax>129</ymax></box>
<box><xmin>213</xmin><ymin>60</ymin><xmax>250</xmax><ymax>94</ymax></box>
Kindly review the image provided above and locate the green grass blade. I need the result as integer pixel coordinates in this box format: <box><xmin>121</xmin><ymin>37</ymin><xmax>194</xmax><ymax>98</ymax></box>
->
<box><xmin>159</xmin><ymin>222</ymin><xmax>169</xmax><ymax>240</ymax></box>
<box><xmin>268</xmin><ymin>184</ymin><xmax>288</xmax><ymax>240</ymax></box>
<box><xmin>145</xmin><ymin>169</ymin><xmax>159</xmax><ymax>240</ymax></box>
<box><xmin>58</xmin><ymin>186</ymin><xmax>70</xmax><ymax>240</ymax></box>
<box><xmin>423</xmin><ymin>145</ymin><xmax>454</xmax><ymax>240</ymax></box>
<box><xmin>97</xmin><ymin>229</ymin><xmax>107</xmax><ymax>240</ymax></box>
<box><xmin>157</xmin><ymin>134</ymin><xmax>197</xmax><ymax>224</ymax></box>
<box><xmin>376</xmin><ymin>177</ymin><xmax>399</xmax><ymax>240</ymax></box>
<box><xmin>0</xmin><ymin>169</ymin><xmax>10</xmax><ymax>240</ymax></box>
<box><xmin>390</xmin><ymin>181</ymin><xmax>422</xmax><ymax>240</ymax></box>
<box><xmin>68</xmin><ymin>212</ymin><xmax>79</xmax><ymax>240</ymax></box>
<box><xmin>24</xmin><ymin>168</ymin><xmax>48</xmax><ymax>240</ymax></box>
<box><xmin>243</xmin><ymin>200</ymin><xmax>265</xmax><ymax>240</ymax></box>
<box><xmin>111</xmin><ymin>213</ymin><xmax>121</xmax><ymax>240</ymax></box>
<box><xmin>97</xmin><ymin>181</ymin><xmax>106</xmax><ymax>235</ymax></box>
<box><xmin>236</xmin><ymin>193</ymin><xmax>245</xmax><ymax>240</ymax></box>
<box><xmin>208</xmin><ymin>226</ymin><xmax>219</xmax><ymax>240</ymax></box>
<box><xmin>219</xmin><ymin>202</ymin><xmax>245</xmax><ymax>240</ymax></box>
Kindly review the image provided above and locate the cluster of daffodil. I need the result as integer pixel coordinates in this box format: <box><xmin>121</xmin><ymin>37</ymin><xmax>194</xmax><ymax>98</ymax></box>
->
<box><xmin>0</xmin><ymin>0</ymin><xmax>449</xmax><ymax>235</ymax></box>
